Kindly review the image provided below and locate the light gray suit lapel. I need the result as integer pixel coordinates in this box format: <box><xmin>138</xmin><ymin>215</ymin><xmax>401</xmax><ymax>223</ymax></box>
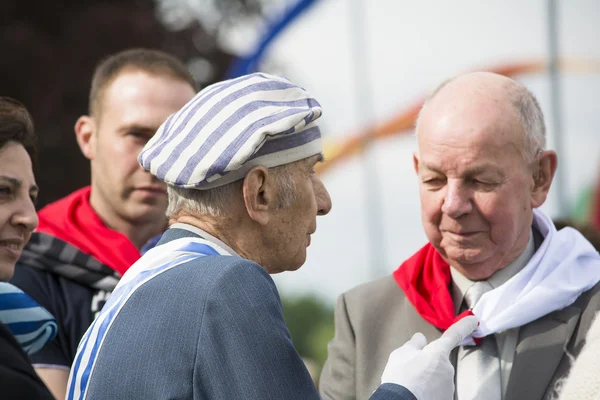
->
<box><xmin>504</xmin><ymin>305</ymin><xmax>581</xmax><ymax>400</ymax></box>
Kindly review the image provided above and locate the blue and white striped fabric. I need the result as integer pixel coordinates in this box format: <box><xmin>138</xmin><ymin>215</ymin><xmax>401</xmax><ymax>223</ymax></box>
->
<box><xmin>0</xmin><ymin>282</ymin><xmax>57</xmax><ymax>355</ymax></box>
<box><xmin>138</xmin><ymin>72</ymin><xmax>323</xmax><ymax>190</ymax></box>
<box><xmin>66</xmin><ymin>237</ymin><xmax>232</xmax><ymax>400</ymax></box>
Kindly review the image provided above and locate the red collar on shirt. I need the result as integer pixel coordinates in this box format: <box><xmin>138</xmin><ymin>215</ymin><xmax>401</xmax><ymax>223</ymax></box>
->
<box><xmin>393</xmin><ymin>242</ymin><xmax>473</xmax><ymax>331</ymax></box>
<box><xmin>36</xmin><ymin>186</ymin><xmax>140</xmax><ymax>276</ymax></box>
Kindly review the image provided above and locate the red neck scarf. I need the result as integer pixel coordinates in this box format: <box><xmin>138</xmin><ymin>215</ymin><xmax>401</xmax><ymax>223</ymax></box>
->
<box><xmin>393</xmin><ymin>243</ymin><xmax>472</xmax><ymax>331</ymax></box>
<box><xmin>593</xmin><ymin>175</ymin><xmax>600</xmax><ymax>231</ymax></box>
<box><xmin>36</xmin><ymin>186</ymin><xmax>141</xmax><ymax>276</ymax></box>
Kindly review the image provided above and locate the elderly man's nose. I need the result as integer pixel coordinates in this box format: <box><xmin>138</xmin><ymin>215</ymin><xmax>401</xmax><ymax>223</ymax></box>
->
<box><xmin>315</xmin><ymin>180</ymin><xmax>332</xmax><ymax>216</ymax></box>
<box><xmin>441</xmin><ymin>183</ymin><xmax>472</xmax><ymax>218</ymax></box>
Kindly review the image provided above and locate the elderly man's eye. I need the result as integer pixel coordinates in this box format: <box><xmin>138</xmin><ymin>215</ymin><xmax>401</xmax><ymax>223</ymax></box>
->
<box><xmin>471</xmin><ymin>179</ymin><xmax>498</xmax><ymax>189</ymax></box>
<box><xmin>424</xmin><ymin>178</ymin><xmax>444</xmax><ymax>185</ymax></box>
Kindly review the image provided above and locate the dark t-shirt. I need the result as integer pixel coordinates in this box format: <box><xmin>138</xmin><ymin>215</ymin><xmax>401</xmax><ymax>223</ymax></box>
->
<box><xmin>10</xmin><ymin>229</ymin><xmax>158</xmax><ymax>370</ymax></box>
<box><xmin>11</xmin><ymin>265</ymin><xmax>110</xmax><ymax>368</ymax></box>
<box><xmin>0</xmin><ymin>322</ymin><xmax>54</xmax><ymax>399</ymax></box>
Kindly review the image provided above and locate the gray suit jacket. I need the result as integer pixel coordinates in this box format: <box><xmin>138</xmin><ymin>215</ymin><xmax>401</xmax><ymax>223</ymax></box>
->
<box><xmin>81</xmin><ymin>228</ymin><xmax>416</xmax><ymax>400</ymax></box>
<box><xmin>319</xmin><ymin>275</ymin><xmax>600</xmax><ymax>400</ymax></box>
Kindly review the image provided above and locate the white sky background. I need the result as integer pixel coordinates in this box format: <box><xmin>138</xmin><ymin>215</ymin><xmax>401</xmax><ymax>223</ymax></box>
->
<box><xmin>222</xmin><ymin>0</ymin><xmax>600</xmax><ymax>304</ymax></box>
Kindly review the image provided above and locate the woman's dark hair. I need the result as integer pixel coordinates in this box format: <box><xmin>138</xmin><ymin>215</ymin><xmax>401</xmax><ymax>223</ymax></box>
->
<box><xmin>0</xmin><ymin>96</ymin><xmax>37</xmax><ymax>165</ymax></box>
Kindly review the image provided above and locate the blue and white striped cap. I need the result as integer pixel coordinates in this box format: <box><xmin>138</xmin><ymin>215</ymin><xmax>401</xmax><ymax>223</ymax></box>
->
<box><xmin>138</xmin><ymin>73</ymin><xmax>323</xmax><ymax>189</ymax></box>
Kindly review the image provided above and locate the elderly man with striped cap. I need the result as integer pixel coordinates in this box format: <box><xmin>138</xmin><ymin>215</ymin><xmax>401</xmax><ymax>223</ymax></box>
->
<box><xmin>66</xmin><ymin>73</ymin><xmax>478</xmax><ymax>400</ymax></box>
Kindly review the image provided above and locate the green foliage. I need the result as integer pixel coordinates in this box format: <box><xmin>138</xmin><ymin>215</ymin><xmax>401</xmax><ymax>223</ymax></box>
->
<box><xmin>281</xmin><ymin>294</ymin><xmax>335</xmax><ymax>372</ymax></box>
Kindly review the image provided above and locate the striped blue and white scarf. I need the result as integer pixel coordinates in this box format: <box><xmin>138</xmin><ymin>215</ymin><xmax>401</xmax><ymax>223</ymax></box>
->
<box><xmin>0</xmin><ymin>282</ymin><xmax>57</xmax><ymax>355</ymax></box>
<box><xmin>66</xmin><ymin>236</ymin><xmax>232</xmax><ymax>400</ymax></box>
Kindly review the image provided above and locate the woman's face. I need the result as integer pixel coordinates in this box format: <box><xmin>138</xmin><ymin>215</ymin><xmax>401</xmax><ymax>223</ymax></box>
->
<box><xmin>0</xmin><ymin>141</ymin><xmax>38</xmax><ymax>281</ymax></box>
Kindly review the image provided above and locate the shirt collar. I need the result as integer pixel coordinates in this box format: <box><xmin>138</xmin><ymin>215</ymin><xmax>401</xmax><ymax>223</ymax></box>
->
<box><xmin>450</xmin><ymin>229</ymin><xmax>535</xmax><ymax>313</ymax></box>
<box><xmin>169</xmin><ymin>223</ymin><xmax>241</xmax><ymax>257</ymax></box>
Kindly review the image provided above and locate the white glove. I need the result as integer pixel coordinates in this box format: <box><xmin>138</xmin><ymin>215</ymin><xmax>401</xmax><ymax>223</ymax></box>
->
<box><xmin>380</xmin><ymin>316</ymin><xmax>479</xmax><ymax>400</ymax></box>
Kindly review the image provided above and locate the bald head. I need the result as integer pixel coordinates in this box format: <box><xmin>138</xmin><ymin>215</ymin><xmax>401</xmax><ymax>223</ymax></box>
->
<box><xmin>417</xmin><ymin>72</ymin><xmax>546</xmax><ymax>163</ymax></box>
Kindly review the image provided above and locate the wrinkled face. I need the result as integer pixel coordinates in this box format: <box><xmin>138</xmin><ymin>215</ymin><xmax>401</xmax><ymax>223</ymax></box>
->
<box><xmin>0</xmin><ymin>142</ymin><xmax>38</xmax><ymax>281</ymax></box>
<box><xmin>415</xmin><ymin>95</ymin><xmax>538</xmax><ymax>279</ymax></box>
<box><xmin>90</xmin><ymin>71</ymin><xmax>195</xmax><ymax>225</ymax></box>
<box><xmin>267</xmin><ymin>155</ymin><xmax>332</xmax><ymax>273</ymax></box>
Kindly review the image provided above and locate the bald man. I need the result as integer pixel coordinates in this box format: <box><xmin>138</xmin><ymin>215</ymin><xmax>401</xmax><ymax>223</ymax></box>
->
<box><xmin>319</xmin><ymin>72</ymin><xmax>600</xmax><ymax>400</ymax></box>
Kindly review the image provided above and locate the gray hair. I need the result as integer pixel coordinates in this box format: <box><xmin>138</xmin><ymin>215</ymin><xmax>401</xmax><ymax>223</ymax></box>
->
<box><xmin>166</xmin><ymin>163</ymin><xmax>298</xmax><ymax>218</ymax></box>
<box><xmin>508</xmin><ymin>84</ymin><xmax>546</xmax><ymax>163</ymax></box>
<box><xmin>415</xmin><ymin>75</ymin><xmax>546</xmax><ymax>164</ymax></box>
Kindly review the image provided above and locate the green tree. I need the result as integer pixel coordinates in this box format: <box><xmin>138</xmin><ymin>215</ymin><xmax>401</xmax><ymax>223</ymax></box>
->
<box><xmin>281</xmin><ymin>294</ymin><xmax>335</xmax><ymax>378</ymax></box>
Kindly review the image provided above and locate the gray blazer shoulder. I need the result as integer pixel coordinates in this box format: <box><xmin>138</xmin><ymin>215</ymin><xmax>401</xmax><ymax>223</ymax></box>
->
<box><xmin>344</xmin><ymin>276</ymin><xmax>407</xmax><ymax>307</ymax></box>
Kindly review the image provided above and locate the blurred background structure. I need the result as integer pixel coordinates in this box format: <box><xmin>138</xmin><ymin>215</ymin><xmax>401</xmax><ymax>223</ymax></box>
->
<box><xmin>2</xmin><ymin>0</ymin><xmax>599</xmax><ymax>381</ymax></box>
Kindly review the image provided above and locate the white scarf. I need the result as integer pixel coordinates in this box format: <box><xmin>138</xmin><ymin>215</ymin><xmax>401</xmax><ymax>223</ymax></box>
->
<box><xmin>463</xmin><ymin>209</ymin><xmax>600</xmax><ymax>345</ymax></box>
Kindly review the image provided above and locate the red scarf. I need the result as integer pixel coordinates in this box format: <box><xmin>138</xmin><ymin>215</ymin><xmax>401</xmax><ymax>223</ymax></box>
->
<box><xmin>593</xmin><ymin>174</ymin><xmax>600</xmax><ymax>231</ymax></box>
<box><xmin>393</xmin><ymin>243</ymin><xmax>473</xmax><ymax>331</ymax></box>
<box><xmin>36</xmin><ymin>186</ymin><xmax>141</xmax><ymax>276</ymax></box>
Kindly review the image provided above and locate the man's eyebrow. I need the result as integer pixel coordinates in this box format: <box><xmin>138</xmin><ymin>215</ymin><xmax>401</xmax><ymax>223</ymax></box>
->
<box><xmin>420</xmin><ymin>163</ymin><xmax>502</xmax><ymax>176</ymax></box>
<box><xmin>316</xmin><ymin>153</ymin><xmax>325</xmax><ymax>163</ymax></box>
<box><xmin>462</xmin><ymin>165</ymin><xmax>503</xmax><ymax>176</ymax></box>
<box><xmin>420</xmin><ymin>163</ymin><xmax>443</xmax><ymax>174</ymax></box>
<box><xmin>117</xmin><ymin>124</ymin><xmax>157</xmax><ymax>135</ymax></box>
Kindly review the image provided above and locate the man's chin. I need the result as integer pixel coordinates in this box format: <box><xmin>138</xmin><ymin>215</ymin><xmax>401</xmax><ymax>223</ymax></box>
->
<box><xmin>125</xmin><ymin>206</ymin><xmax>168</xmax><ymax>225</ymax></box>
<box><xmin>440</xmin><ymin>246</ymin><xmax>486</xmax><ymax>265</ymax></box>
<box><xmin>132</xmin><ymin>190</ymin><xmax>167</xmax><ymax>204</ymax></box>
<box><xmin>268</xmin><ymin>254</ymin><xmax>306</xmax><ymax>274</ymax></box>
<box><xmin>443</xmin><ymin>251</ymin><xmax>500</xmax><ymax>280</ymax></box>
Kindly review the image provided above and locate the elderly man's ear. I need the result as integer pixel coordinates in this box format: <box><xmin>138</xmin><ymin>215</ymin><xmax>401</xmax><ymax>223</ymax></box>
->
<box><xmin>531</xmin><ymin>150</ymin><xmax>558</xmax><ymax>208</ymax></box>
<box><xmin>242</xmin><ymin>166</ymin><xmax>279</xmax><ymax>225</ymax></box>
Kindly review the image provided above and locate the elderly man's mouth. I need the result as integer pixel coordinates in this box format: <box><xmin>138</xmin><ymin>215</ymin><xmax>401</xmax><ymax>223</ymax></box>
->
<box><xmin>444</xmin><ymin>231</ymin><xmax>483</xmax><ymax>238</ymax></box>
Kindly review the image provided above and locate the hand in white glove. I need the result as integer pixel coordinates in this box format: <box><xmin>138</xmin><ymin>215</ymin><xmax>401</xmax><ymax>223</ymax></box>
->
<box><xmin>380</xmin><ymin>316</ymin><xmax>479</xmax><ymax>400</ymax></box>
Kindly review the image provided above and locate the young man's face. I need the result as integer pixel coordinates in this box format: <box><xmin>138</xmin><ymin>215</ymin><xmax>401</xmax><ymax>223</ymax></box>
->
<box><xmin>89</xmin><ymin>70</ymin><xmax>196</xmax><ymax>227</ymax></box>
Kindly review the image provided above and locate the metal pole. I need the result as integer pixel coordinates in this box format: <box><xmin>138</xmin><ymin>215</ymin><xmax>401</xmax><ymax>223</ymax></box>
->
<box><xmin>547</xmin><ymin>0</ymin><xmax>569</xmax><ymax>216</ymax></box>
<box><xmin>347</xmin><ymin>0</ymin><xmax>387</xmax><ymax>278</ymax></box>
